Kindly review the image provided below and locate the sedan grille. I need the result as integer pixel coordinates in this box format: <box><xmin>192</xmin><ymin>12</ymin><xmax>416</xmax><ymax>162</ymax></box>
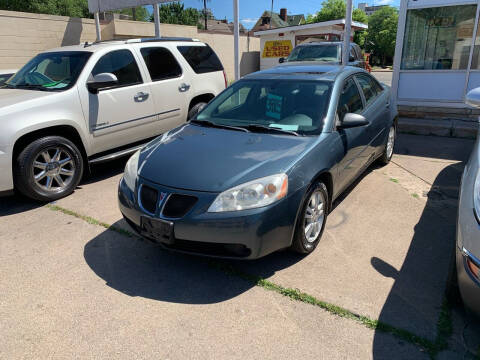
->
<box><xmin>162</xmin><ymin>194</ymin><xmax>198</xmax><ymax>218</ymax></box>
<box><xmin>139</xmin><ymin>185</ymin><xmax>158</xmax><ymax>214</ymax></box>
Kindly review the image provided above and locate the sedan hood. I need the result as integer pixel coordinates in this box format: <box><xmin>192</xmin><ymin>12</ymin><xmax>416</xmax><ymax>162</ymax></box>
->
<box><xmin>138</xmin><ymin>124</ymin><xmax>317</xmax><ymax>192</ymax></box>
<box><xmin>0</xmin><ymin>88</ymin><xmax>55</xmax><ymax>110</ymax></box>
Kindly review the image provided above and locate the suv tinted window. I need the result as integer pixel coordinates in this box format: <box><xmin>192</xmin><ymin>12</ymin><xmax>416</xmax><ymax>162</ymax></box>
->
<box><xmin>337</xmin><ymin>78</ymin><xmax>364</xmax><ymax>121</ymax></box>
<box><xmin>356</xmin><ymin>74</ymin><xmax>383</xmax><ymax>105</ymax></box>
<box><xmin>92</xmin><ymin>50</ymin><xmax>142</xmax><ymax>87</ymax></box>
<box><xmin>140</xmin><ymin>47</ymin><xmax>182</xmax><ymax>81</ymax></box>
<box><xmin>177</xmin><ymin>45</ymin><xmax>223</xmax><ymax>74</ymax></box>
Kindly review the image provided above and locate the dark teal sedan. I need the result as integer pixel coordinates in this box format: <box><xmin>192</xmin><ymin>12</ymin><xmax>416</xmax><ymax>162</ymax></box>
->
<box><xmin>118</xmin><ymin>65</ymin><xmax>397</xmax><ymax>259</ymax></box>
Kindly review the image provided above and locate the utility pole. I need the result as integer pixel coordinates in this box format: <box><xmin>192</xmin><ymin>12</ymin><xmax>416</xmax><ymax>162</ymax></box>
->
<box><xmin>270</xmin><ymin>0</ymin><xmax>274</xmax><ymax>29</ymax></box>
<box><xmin>204</xmin><ymin>0</ymin><xmax>208</xmax><ymax>30</ymax></box>
<box><xmin>233</xmin><ymin>0</ymin><xmax>240</xmax><ymax>80</ymax></box>
<box><xmin>342</xmin><ymin>0</ymin><xmax>353</xmax><ymax>65</ymax></box>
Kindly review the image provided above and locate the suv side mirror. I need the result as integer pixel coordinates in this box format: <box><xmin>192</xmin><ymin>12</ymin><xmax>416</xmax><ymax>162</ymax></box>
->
<box><xmin>279</xmin><ymin>57</ymin><xmax>285</xmax><ymax>63</ymax></box>
<box><xmin>339</xmin><ymin>113</ymin><xmax>369</xmax><ymax>129</ymax></box>
<box><xmin>349</xmin><ymin>55</ymin><xmax>355</xmax><ymax>62</ymax></box>
<box><xmin>466</xmin><ymin>87</ymin><xmax>480</xmax><ymax>108</ymax></box>
<box><xmin>87</xmin><ymin>73</ymin><xmax>118</xmax><ymax>94</ymax></box>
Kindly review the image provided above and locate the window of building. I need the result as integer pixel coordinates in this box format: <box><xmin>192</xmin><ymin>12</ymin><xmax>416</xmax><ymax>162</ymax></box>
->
<box><xmin>401</xmin><ymin>5</ymin><xmax>477</xmax><ymax>70</ymax></box>
<box><xmin>140</xmin><ymin>47</ymin><xmax>182</xmax><ymax>81</ymax></box>
<box><xmin>92</xmin><ymin>50</ymin><xmax>142</xmax><ymax>87</ymax></box>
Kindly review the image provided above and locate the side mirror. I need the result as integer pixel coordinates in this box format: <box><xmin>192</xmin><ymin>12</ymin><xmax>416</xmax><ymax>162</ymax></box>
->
<box><xmin>349</xmin><ymin>55</ymin><xmax>355</xmax><ymax>62</ymax></box>
<box><xmin>339</xmin><ymin>113</ymin><xmax>369</xmax><ymax>129</ymax></box>
<box><xmin>465</xmin><ymin>87</ymin><xmax>480</xmax><ymax>108</ymax></box>
<box><xmin>87</xmin><ymin>73</ymin><xmax>118</xmax><ymax>94</ymax></box>
<box><xmin>279</xmin><ymin>57</ymin><xmax>285</xmax><ymax>63</ymax></box>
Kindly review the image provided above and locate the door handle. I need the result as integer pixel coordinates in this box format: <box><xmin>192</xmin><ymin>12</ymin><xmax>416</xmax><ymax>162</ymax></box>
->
<box><xmin>134</xmin><ymin>92</ymin><xmax>149</xmax><ymax>102</ymax></box>
<box><xmin>178</xmin><ymin>83</ymin><xmax>191</xmax><ymax>92</ymax></box>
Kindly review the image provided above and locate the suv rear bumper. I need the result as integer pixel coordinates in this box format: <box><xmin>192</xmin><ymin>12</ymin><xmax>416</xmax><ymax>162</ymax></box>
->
<box><xmin>0</xmin><ymin>145</ymin><xmax>13</xmax><ymax>193</ymax></box>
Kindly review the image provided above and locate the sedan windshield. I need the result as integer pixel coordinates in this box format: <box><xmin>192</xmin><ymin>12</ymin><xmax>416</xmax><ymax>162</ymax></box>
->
<box><xmin>196</xmin><ymin>79</ymin><xmax>333</xmax><ymax>135</ymax></box>
<box><xmin>287</xmin><ymin>45</ymin><xmax>340</xmax><ymax>62</ymax></box>
<box><xmin>5</xmin><ymin>51</ymin><xmax>91</xmax><ymax>91</ymax></box>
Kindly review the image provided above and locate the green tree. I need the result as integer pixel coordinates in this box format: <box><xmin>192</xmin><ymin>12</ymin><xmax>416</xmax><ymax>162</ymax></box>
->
<box><xmin>365</xmin><ymin>7</ymin><xmax>398</xmax><ymax>65</ymax></box>
<box><xmin>306</xmin><ymin>0</ymin><xmax>368</xmax><ymax>23</ymax></box>
<box><xmin>153</xmin><ymin>3</ymin><xmax>200</xmax><ymax>27</ymax></box>
<box><xmin>4</xmin><ymin>0</ymin><xmax>90</xmax><ymax>18</ymax></box>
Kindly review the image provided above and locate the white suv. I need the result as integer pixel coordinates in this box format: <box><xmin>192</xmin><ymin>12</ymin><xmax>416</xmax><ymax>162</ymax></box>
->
<box><xmin>0</xmin><ymin>38</ymin><xmax>227</xmax><ymax>201</ymax></box>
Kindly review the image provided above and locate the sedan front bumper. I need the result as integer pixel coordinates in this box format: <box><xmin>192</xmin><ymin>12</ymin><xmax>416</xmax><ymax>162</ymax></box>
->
<box><xmin>118</xmin><ymin>177</ymin><xmax>304</xmax><ymax>259</ymax></box>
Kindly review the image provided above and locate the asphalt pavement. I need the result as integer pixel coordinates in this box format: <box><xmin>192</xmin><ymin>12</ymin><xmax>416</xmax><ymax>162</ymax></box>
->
<box><xmin>1</xmin><ymin>133</ymin><xmax>478</xmax><ymax>359</ymax></box>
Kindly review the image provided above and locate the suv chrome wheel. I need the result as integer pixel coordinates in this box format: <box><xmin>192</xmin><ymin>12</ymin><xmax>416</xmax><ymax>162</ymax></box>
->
<box><xmin>33</xmin><ymin>147</ymin><xmax>76</xmax><ymax>192</ymax></box>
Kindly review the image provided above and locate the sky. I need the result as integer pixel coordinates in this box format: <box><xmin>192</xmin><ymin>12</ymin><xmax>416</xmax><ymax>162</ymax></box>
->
<box><xmin>162</xmin><ymin>0</ymin><xmax>400</xmax><ymax>29</ymax></box>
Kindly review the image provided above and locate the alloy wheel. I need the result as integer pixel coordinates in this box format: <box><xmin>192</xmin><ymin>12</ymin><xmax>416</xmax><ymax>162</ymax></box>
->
<box><xmin>386</xmin><ymin>126</ymin><xmax>395</xmax><ymax>159</ymax></box>
<box><xmin>32</xmin><ymin>147</ymin><xmax>76</xmax><ymax>193</ymax></box>
<box><xmin>304</xmin><ymin>190</ymin><xmax>325</xmax><ymax>243</ymax></box>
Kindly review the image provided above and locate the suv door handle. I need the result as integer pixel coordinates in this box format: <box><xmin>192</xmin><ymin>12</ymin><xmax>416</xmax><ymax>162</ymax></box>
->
<box><xmin>134</xmin><ymin>92</ymin><xmax>149</xmax><ymax>102</ymax></box>
<box><xmin>179</xmin><ymin>83</ymin><xmax>191</xmax><ymax>92</ymax></box>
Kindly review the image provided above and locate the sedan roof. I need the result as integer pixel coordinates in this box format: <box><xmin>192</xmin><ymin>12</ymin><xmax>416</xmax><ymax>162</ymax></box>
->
<box><xmin>243</xmin><ymin>64</ymin><xmax>361</xmax><ymax>82</ymax></box>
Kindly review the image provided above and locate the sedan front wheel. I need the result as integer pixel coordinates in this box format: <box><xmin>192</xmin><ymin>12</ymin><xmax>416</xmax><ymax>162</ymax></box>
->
<box><xmin>291</xmin><ymin>182</ymin><xmax>328</xmax><ymax>254</ymax></box>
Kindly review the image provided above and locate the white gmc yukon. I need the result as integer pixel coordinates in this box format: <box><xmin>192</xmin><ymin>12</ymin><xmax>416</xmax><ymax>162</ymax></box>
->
<box><xmin>0</xmin><ymin>38</ymin><xmax>227</xmax><ymax>201</ymax></box>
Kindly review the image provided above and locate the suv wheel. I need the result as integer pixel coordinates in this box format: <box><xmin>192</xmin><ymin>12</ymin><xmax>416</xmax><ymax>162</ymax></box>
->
<box><xmin>14</xmin><ymin>136</ymin><xmax>84</xmax><ymax>202</ymax></box>
<box><xmin>188</xmin><ymin>102</ymin><xmax>207</xmax><ymax>120</ymax></box>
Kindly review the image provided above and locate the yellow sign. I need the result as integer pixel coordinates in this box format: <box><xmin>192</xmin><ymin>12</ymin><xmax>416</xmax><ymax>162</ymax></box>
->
<box><xmin>262</xmin><ymin>40</ymin><xmax>293</xmax><ymax>58</ymax></box>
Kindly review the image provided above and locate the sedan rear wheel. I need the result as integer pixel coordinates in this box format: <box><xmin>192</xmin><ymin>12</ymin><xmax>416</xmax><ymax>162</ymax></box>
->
<box><xmin>291</xmin><ymin>182</ymin><xmax>328</xmax><ymax>254</ymax></box>
<box><xmin>378</xmin><ymin>125</ymin><xmax>396</xmax><ymax>165</ymax></box>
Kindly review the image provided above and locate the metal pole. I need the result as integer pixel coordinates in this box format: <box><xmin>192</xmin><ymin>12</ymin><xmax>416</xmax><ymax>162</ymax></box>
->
<box><xmin>342</xmin><ymin>0</ymin><xmax>353</xmax><ymax>66</ymax></box>
<box><xmin>94</xmin><ymin>12</ymin><xmax>101</xmax><ymax>41</ymax></box>
<box><xmin>153</xmin><ymin>3</ymin><xmax>161</xmax><ymax>38</ymax></box>
<box><xmin>233</xmin><ymin>0</ymin><xmax>240</xmax><ymax>81</ymax></box>
<box><xmin>270</xmin><ymin>0</ymin><xmax>274</xmax><ymax>29</ymax></box>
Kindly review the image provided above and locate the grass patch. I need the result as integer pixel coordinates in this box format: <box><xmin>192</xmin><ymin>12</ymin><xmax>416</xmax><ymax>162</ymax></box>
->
<box><xmin>209</xmin><ymin>261</ymin><xmax>438</xmax><ymax>356</ymax></box>
<box><xmin>389</xmin><ymin>178</ymin><xmax>399</xmax><ymax>183</ymax></box>
<box><xmin>412</xmin><ymin>193</ymin><xmax>420</xmax><ymax>199</ymax></box>
<box><xmin>46</xmin><ymin>204</ymin><xmax>136</xmax><ymax>239</ymax></box>
<box><xmin>434</xmin><ymin>299</ymin><xmax>453</xmax><ymax>352</ymax></box>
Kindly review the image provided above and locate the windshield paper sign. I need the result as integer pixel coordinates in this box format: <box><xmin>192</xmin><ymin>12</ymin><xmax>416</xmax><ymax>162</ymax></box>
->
<box><xmin>262</xmin><ymin>40</ymin><xmax>293</xmax><ymax>58</ymax></box>
<box><xmin>266</xmin><ymin>93</ymin><xmax>283</xmax><ymax>120</ymax></box>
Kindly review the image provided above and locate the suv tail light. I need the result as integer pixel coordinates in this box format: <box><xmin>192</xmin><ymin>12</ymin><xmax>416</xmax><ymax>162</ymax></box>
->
<box><xmin>223</xmin><ymin>70</ymin><xmax>228</xmax><ymax>88</ymax></box>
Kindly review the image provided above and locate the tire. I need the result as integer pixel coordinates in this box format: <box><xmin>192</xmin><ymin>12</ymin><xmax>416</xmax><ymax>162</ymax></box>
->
<box><xmin>378</xmin><ymin>125</ymin><xmax>396</xmax><ymax>166</ymax></box>
<box><xmin>290</xmin><ymin>182</ymin><xmax>329</xmax><ymax>254</ymax></box>
<box><xmin>14</xmin><ymin>136</ymin><xmax>84</xmax><ymax>202</ymax></box>
<box><xmin>188</xmin><ymin>102</ymin><xmax>207</xmax><ymax>120</ymax></box>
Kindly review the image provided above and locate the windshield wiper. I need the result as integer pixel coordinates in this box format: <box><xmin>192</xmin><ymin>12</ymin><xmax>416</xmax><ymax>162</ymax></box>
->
<box><xmin>244</xmin><ymin>124</ymin><xmax>299</xmax><ymax>136</ymax></box>
<box><xmin>190</xmin><ymin>119</ymin><xmax>249</xmax><ymax>132</ymax></box>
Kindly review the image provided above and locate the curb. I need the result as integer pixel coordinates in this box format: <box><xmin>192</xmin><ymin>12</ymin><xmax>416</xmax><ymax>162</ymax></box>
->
<box><xmin>398</xmin><ymin>117</ymin><xmax>479</xmax><ymax>139</ymax></box>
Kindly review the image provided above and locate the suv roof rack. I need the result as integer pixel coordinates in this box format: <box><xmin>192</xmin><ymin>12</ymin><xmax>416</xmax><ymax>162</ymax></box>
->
<box><xmin>84</xmin><ymin>37</ymin><xmax>200</xmax><ymax>47</ymax></box>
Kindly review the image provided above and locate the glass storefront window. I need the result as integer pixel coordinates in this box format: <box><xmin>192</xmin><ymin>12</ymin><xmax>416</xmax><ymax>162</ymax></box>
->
<box><xmin>401</xmin><ymin>5</ymin><xmax>476</xmax><ymax>70</ymax></box>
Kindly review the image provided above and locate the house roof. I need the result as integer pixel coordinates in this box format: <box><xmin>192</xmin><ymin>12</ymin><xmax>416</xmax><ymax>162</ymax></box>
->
<box><xmin>254</xmin><ymin>18</ymin><xmax>368</xmax><ymax>36</ymax></box>
<box><xmin>251</xmin><ymin>11</ymin><xmax>305</xmax><ymax>32</ymax></box>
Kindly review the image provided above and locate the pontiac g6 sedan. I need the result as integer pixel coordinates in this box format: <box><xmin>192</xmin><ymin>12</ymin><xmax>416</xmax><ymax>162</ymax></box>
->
<box><xmin>118</xmin><ymin>65</ymin><xmax>397</xmax><ymax>259</ymax></box>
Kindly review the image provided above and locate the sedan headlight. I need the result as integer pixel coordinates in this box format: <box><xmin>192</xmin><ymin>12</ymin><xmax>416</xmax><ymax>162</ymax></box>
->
<box><xmin>208</xmin><ymin>174</ymin><xmax>288</xmax><ymax>212</ymax></box>
<box><xmin>123</xmin><ymin>150</ymin><xmax>140</xmax><ymax>191</ymax></box>
<box><xmin>475</xmin><ymin>170</ymin><xmax>480</xmax><ymax>223</ymax></box>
